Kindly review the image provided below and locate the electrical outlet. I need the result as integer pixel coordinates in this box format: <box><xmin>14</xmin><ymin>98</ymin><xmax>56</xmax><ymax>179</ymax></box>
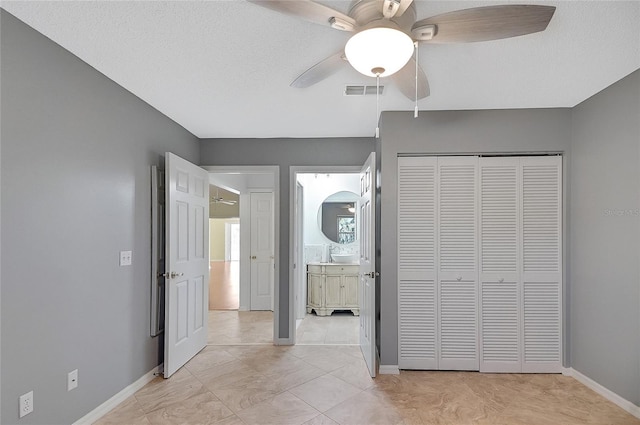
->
<box><xmin>68</xmin><ymin>369</ymin><xmax>78</xmax><ymax>391</ymax></box>
<box><xmin>119</xmin><ymin>250</ymin><xmax>132</xmax><ymax>266</ymax></box>
<box><xmin>19</xmin><ymin>391</ymin><xmax>33</xmax><ymax>418</ymax></box>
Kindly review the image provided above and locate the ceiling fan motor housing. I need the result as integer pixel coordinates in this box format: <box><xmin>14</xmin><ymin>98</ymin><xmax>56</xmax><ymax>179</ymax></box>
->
<box><xmin>348</xmin><ymin>0</ymin><xmax>416</xmax><ymax>32</ymax></box>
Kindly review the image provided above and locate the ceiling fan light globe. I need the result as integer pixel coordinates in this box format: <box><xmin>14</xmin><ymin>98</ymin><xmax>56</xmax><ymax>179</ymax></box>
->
<box><xmin>345</xmin><ymin>27</ymin><xmax>414</xmax><ymax>78</ymax></box>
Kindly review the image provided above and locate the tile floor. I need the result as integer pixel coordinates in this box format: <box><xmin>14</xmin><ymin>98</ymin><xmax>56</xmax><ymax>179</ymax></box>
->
<box><xmin>296</xmin><ymin>312</ymin><xmax>359</xmax><ymax>345</ymax></box>
<box><xmin>96</xmin><ymin>343</ymin><xmax>640</xmax><ymax>425</ymax></box>
<box><xmin>208</xmin><ymin>310</ymin><xmax>274</xmax><ymax>345</ymax></box>
<box><xmin>208</xmin><ymin>310</ymin><xmax>360</xmax><ymax>346</ymax></box>
<box><xmin>97</xmin><ymin>311</ymin><xmax>639</xmax><ymax>424</ymax></box>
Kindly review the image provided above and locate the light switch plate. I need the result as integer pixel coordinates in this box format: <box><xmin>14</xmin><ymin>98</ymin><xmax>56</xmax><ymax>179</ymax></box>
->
<box><xmin>119</xmin><ymin>250</ymin><xmax>132</xmax><ymax>266</ymax></box>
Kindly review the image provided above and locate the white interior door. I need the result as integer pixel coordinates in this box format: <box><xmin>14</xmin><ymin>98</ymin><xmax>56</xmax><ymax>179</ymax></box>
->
<box><xmin>359</xmin><ymin>152</ymin><xmax>377</xmax><ymax>377</ymax></box>
<box><xmin>250</xmin><ymin>192</ymin><xmax>274</xmax><ymax>311</ymax></box>
<box><xmin>164</xmin><ymin>153</ymin><xmax>209</xmax><ymax>378</ymax></box>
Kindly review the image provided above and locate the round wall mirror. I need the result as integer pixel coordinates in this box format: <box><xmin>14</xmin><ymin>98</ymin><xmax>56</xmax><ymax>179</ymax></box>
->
<box><xmin>317</xmin><ymin>191</ymin><xmax>359</xmax><ymax>244</ymax></box>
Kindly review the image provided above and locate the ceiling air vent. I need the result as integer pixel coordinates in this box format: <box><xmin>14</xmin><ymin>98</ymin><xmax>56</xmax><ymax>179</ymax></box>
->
<box><xmin>344</xmin><ymin>85</ymin><xmax>384</xmax><ymax>96</ymax></box>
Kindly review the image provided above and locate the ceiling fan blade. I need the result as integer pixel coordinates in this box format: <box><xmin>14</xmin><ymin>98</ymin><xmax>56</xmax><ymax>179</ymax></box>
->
<box><xmin>396</xmin><ymin>0</ymin><xmax>414</xmax><ymax>17</ymax></box>
<box><xmin>413</xmin><ymin>5</ymin><xmax>556</xmax><ymax>44</ymax></box>
<box><xmin>392</xmin><ymin>57</ymin><xmax>429</xmax><ymax>100</ymax></box>
<box><xmin>247</xmin><ymin>0</ymin><xmax>356</xmax><ymax>31</ymax></box>
<box><xmin>291</xmin><ymin>50</ymin><xmax>347</xmax><ymax>88</ymax></box>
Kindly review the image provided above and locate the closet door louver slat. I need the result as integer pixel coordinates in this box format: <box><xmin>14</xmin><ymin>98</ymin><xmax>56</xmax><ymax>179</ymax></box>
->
<box><xmin>437</xmin><ymin>157</ymin><xmax>478</xmax><ymax>370</ymax></box>
<box><xmin>479</xmin><ymin>158</ymin><xmax>521</xmax><ymax>372</ymax></box>
<box><xmin>398</xmin><ymin>157</ymin><xmax>437</xmax><ymax>369</ymax></box>
<box><xmin>521</xmin><ymin>157</ymin><xmax>562</xmax><ymax>373</ymax></box>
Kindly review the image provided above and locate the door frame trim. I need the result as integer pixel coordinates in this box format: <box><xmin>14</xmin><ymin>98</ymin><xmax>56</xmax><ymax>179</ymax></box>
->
<box><xmin>202</xmin><ymin>165</ymin><xmax>279</xmax><ymax>343</ymax></box>
<box><xmin>289</xmin><ymin>166</ymin><xmax>361</xmax><ymax>345</ymax></box>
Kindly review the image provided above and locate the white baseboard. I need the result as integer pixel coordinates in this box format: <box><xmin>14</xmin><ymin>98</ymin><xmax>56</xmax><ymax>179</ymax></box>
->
<box><xmin>379</xmin><ymin>365</ymin><xmax>400</xmax><ymax>375</ymax></box>
<box><xmin>73</xmin><ymin>364</ymin><xmax>163</xmax><ymax>425</ymax></box>
<box><xmin>563</xmin><ymin>367</ymin><xmax>640</xmax><ymax>419</ymax></box>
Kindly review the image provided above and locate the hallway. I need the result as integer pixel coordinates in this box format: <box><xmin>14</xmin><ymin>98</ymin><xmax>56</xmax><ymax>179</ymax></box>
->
<box><xmin>209</xmin><ymin>261</ymin><xmax>239</xmax><ymax>310</ymax></box>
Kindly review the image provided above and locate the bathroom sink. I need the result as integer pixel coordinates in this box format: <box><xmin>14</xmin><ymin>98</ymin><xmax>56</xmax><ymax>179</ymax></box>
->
<box><xmin>331</xmin><ymin>253</ymin><xmax>358</xmax><ymax>264</ymax></box>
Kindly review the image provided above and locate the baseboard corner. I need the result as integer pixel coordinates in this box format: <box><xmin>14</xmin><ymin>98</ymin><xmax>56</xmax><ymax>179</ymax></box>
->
<box><xmin>567</xmin><ymin>367</ymin><xmax>640</xmax><ymax>419</ymax></box>
<box><xmin>379</xmin><ymin>365</ymin><xmax>400</xmax><ymax>375</ymax></box>
<box><xmin>72</xmin><ymin>363</ymin><xmax>162</xmax><ymax>425</ymax></box>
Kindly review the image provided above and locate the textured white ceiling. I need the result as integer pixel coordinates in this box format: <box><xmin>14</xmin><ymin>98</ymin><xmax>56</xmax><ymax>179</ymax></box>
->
<box><xmin>3</xmin><ymin>1</ymin><xmax>639</xmax><ymax>138</ymax></box>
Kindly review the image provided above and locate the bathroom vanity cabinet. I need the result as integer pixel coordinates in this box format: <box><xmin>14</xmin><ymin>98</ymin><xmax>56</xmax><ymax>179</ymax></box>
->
<box><xmin>307</xmin><ymin>263</ymin><xmax>359</xmax><ymax>316</ymax></box>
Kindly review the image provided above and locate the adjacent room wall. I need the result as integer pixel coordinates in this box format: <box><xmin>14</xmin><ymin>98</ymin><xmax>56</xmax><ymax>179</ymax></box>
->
<box><xmin>200</xmin><ymin>138</ymin><xmax>375</xmax><ymax>338</ymax></box>
<box><xmin>1</xmin><ymin>11</ymin><xmax>199</xmax><ymax>424</ymax></box>
<box><xmin>377</xmin><ymin>108</ymin><xmax>572</xmax><ymax>367</ymax></box>
<box><xmin>209</xmin><ymin>219</ymin><xmax>227</xmax><ymax>261</ymax></box>
<box><xmin>570</xmin><ymin>69</ymin><xmax>640</xmax><ymax>405</ymax></box>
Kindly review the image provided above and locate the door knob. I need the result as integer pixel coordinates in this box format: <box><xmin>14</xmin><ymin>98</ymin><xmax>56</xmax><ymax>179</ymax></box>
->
<box><xmin>251</xmin><ymin>256</ymin><xmax>257</xmax><ymax>260</ymax></box>
<box><xmin>170</xmin><ymin>271</ymin><xmax>184</xmax><ymax>279</ymax></box>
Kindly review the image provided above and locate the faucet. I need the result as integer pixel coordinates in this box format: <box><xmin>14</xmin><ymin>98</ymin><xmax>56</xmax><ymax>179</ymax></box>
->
<box><xmin>328</xmin><ymin>245</ymin><xmax>334</xmax><ymax>263</ymax></box>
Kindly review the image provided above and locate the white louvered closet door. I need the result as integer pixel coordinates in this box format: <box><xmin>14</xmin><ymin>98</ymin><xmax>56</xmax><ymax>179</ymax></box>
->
<box><xmin>479</xmin><ymin>158</ymin><xmax>521</xmax><ymax>373</ymax></box>
<box><xmin>437</xmin><ymin>157</ymin><xmax>479</xmax><ymax>370</ymax></box>
<box><xmin>520</xmin><ymin>156</ymin><xmax>562</xmax><ymax>373</ymax></box>
<box><xmin>398</xmin><ymin>157</ymin><xmax>438</xmax><ymax>369</ymax></box>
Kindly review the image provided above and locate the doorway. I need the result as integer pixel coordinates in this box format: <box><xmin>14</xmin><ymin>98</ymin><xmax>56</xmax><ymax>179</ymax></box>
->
<box><xmin>209</xmin><ymin>185</ymin><xmax>240</xmax><ymax>311</ymax></box>
<box><xmin>291</xmin><ymin>168</ymin><xmax>362</xmax><ymax>345</ymax></box>
<box><xmin>204</xmin><ymin>166</ymin><xmax>279</xmax><ymax>345</ymax></box>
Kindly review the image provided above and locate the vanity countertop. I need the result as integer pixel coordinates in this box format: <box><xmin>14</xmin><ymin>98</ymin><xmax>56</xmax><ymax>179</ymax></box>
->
<box><xmin>307</xmin><ymin>262</ymin><xmax>359</xmax><ymax>266</ymax></box>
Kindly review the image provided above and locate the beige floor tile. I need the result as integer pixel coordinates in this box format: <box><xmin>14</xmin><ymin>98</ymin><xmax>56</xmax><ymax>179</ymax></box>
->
<box><xmin>296</xmin><ymin>313</ymin><xmax>359</xmax><ymax>345</ymax></box>
<box><xmin>193</xmin><ymin>359</ymin><xmax>257</xmax><ymax>389</ymax></box>
<box><xmin>145</xmin><ymin>390</ymin><xmax>235</xmax><ymax>425</ymax></box>
<box><xmin>236</xmin><ymin>392</ymin><xmax>320</xmax><ymax>425</ymax></box>
<box><xmin>267</xmin><ymin>362</ymin><xmax>327</xmax><ymax>392</ymax></box>
<box><xmin>94</xmin><ymin>396</ymin><xmax>150</xmax><ymax>425</ymax></box>
<box><xmin>302</xmin><ymin>414</ymin><xmax>340</xmax><ymax>425</ymax></box>
<box><xmin>324</xmin><ymin>390</ymin><xmax>404</xmax><ymax>425</ymax></box>
<box><xmin>297</xmin><ymin>346</ymin><xmax>361</xmax><ymax>372</ymax></box>
<box><xmin>329</xmin><ymin>360</ymin><xmax>375</xmax><ymax>390</ymax></box>
<box><xmin>134</xmin><ymin>368</ymin><xmax>204</xmax><ymax>414</ymax></box>
<box><xmin>289</xmin><ymin>374</ymin><xmax>362</xmax><ymax>412</ymax></box>
<box><xmin>208</xmin><ymin>372</ymin><xmax>282</xmax><ymax>413</ymax></box>
<box><xmin>184</xmin><ymin>346</ymin><xmax>236</xmax><ymax>375</ymax></box>
<box><xmin>208</xmin><ymin>310</ymin><xmax>274</xmax><ymax>345</ymax></box>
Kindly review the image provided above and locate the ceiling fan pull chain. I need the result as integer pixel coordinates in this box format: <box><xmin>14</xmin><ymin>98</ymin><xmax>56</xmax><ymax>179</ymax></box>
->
<box><xmin>375</xmin><ymin>72</ymin><xmax>380</xmax><ymax>138</ymax></box>
<box><xmin>414</xmin><ymin>42</ymin><xmax>419</xmax><ymax>118</ymax></box>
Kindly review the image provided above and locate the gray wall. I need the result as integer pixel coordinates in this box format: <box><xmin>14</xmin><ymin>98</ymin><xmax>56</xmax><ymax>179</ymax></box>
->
<box><xmin>200</xmin><ymin>138</ymin><xmax>375</xmax><ymax>338</ymax></box>
<box><xmin>1</xmin><ymin>11</ymin><xmax>199</xmax><ymax>424</ymax></box>
<box><xmin>377</xmin><ymin>109</ymin><xmax>572</xmax><ymax>366</ymax></box>
<box><xmin>570</xmin><ymin>69</ymin><xmax>640</xmax><ymax>405</ymax></box>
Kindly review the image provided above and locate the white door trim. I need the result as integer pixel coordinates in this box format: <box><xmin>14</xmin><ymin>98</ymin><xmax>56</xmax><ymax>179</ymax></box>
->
<box><xmin>289</xmin><ymin>166</ymin><xmax>361</xmax><ymax>345</ymax></box>
<box><xmin>202</xmin><ymin>165</ymin><xmax>279</xmax><ymax>343</ymax></box>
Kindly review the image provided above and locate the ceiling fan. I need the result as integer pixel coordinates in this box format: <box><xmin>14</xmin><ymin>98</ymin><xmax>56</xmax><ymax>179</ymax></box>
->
<box><xmin>247</xmin><ymin>0</ymin><xmax>556</xmax><ymax>100</ymax></box>
<box><xmin>210</xmin><ymin>189</ymin><xmax>238</xmax><ymax>206</ymax></box>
